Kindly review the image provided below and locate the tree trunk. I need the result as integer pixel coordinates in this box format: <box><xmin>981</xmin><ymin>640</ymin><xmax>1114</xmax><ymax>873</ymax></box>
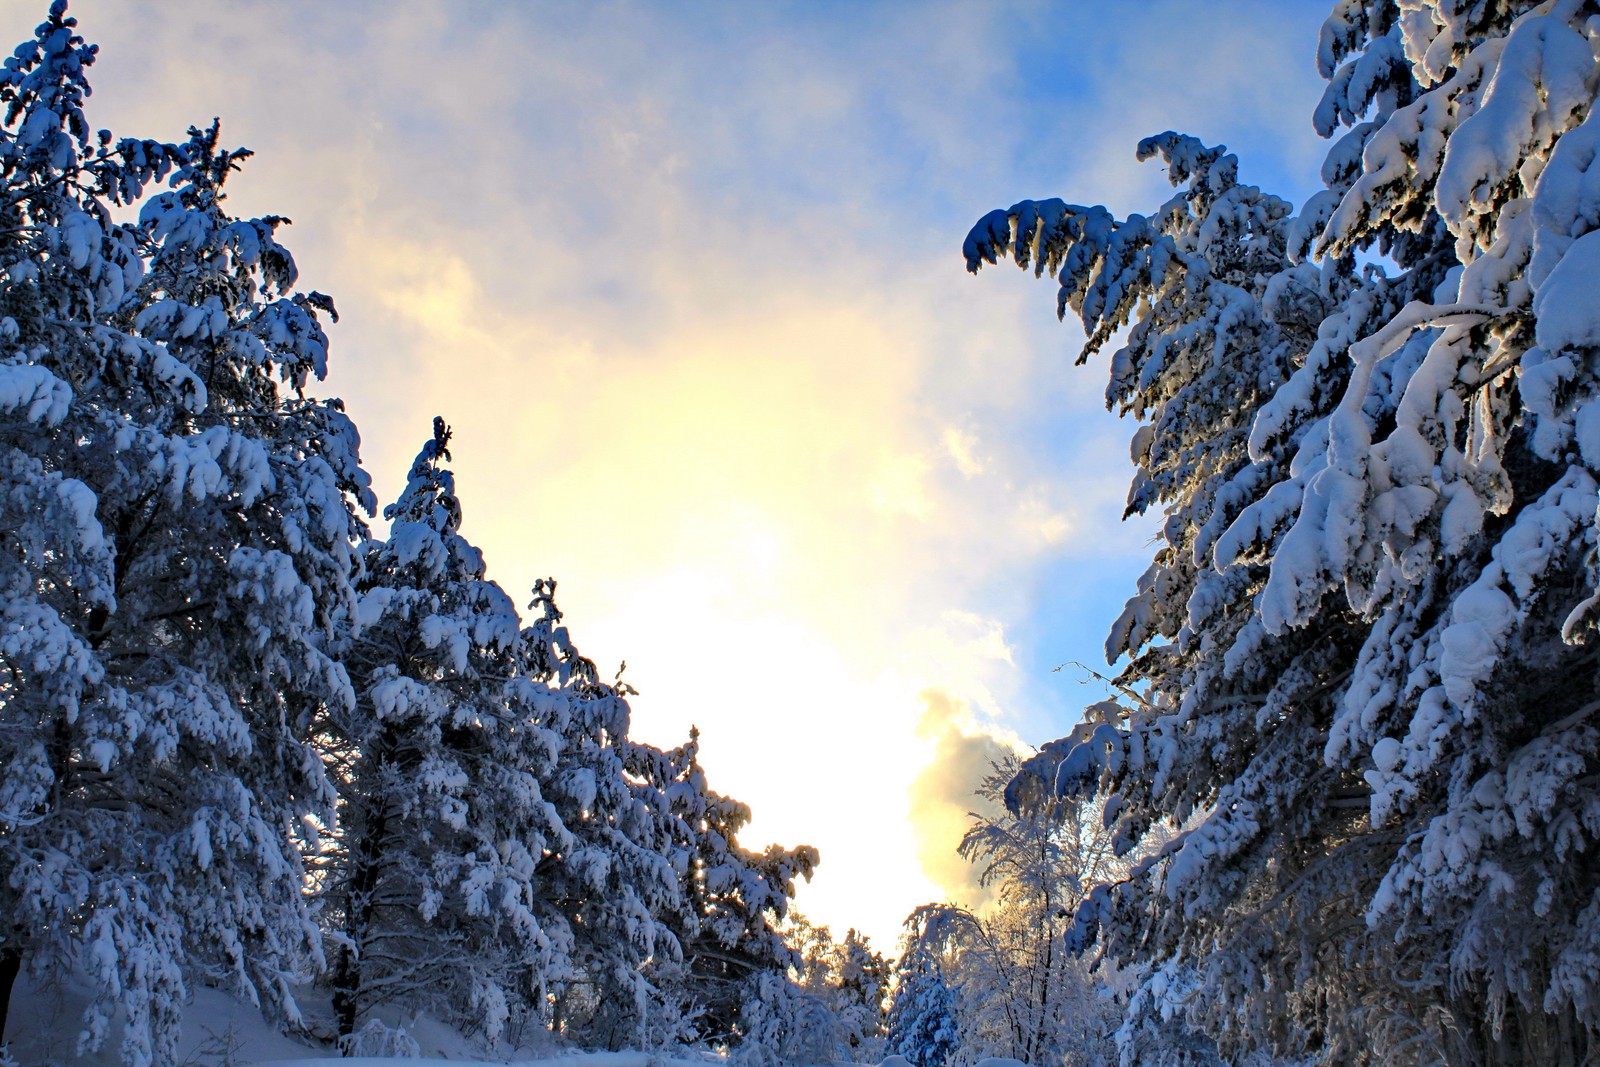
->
<box><xmin>1448</xmin><ymin>992</ymin><xmax>1594</xmax><ymax>1067</ymax></box>
<box><xmin>333</xmin><ymin>800</ymin><xmax>389</xmax><ymax>1042</ymax></box>
<box><xmin>1033</xmin><ymin>916</ymin><xmax>1053</xmax><ymax>1063</ymax></box>
<box><xmin>330</xmin><ymin>943</ymin><xmax>361</xmax><ymax>1042</ymax></box>
<box><xmin>0</xmin><ymin>945</ymin><xmax>23</xmax><ymax>1050</ymax></box>
<box><xmin>333</xmin><ymin>840</ymin><xmax>381</xmax><ymax>1040</ymax></box>
<box><xmin>332</xmin><ymin>728</ymin><xmax>398</xmax><ymax>1045</ymax></box>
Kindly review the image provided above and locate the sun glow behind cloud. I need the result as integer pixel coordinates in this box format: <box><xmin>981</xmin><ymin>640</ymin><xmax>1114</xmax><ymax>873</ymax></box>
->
<box><xmin>338</xmin><ymin>225</ymin><xmax>1065</xmax><ymax>937</ymax></box>
<box><xmin>55</xmin><ymin>0</ymin><xmax>1332</xmax><ymax>947</ymax></box>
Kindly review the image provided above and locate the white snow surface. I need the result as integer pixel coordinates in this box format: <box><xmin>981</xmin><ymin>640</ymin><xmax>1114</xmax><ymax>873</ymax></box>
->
<box><xmin>7</xmin><ymin>971</ymin><xmax>913</xmax><ymax>1067</ymax></box>
<box><xmin>3</xmin><ymin>978</ymin><xmax>750</xmax><ymax>1066</ymax></box>
<box><xmin>260</xmin><ymin>1056</ymin><xmax>741</xmax><ymax>1067</ymax></box>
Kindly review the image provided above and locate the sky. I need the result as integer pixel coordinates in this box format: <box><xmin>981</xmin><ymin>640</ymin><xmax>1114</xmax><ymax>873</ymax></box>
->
<box><xmin>16</xmin><ymin>0</ymin><xmax>1335</xmax><ymax>950</ymax></box>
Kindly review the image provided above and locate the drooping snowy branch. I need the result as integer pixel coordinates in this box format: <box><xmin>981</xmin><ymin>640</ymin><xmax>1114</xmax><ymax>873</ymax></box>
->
<box><xmin>969</xmin><ymin>2</ymin><xmax>1600</xmax><ymax>1062</ymax></box>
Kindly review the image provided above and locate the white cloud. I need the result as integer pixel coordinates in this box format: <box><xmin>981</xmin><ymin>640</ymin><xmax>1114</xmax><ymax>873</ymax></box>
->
<box><xmin>943</xmin><ymin>426</ymin><xmax>984</xmax><ymax>477</ymax></box>
<box><xmin>908</xmin><ymin>690</ymin><xmax>1020</xmax><ymax>909</ymax></box>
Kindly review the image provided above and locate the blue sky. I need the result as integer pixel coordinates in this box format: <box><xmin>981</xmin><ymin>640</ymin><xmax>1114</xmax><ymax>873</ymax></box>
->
<box><xmin>27</xmin><ymin>0</ymin><xmax>1335</xmax><ymax>948</ymax></box>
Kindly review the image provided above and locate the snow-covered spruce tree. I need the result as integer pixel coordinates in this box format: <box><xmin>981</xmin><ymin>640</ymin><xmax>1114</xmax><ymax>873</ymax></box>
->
<box><xmin>886</xmin><ymin>916</ymin><xmax>960</xmax><ymax>1067</ymax></box>
<box><xmin>0</xmin><ymin>7</ymin><xmax>371</xmax><ymax>1062</ymax></box>
<box><xmin>634</xmin><ymin>726</ymin><xmax>820</xmax><ymax>1050</ymax></box>
<box><xmin>772</xmin><ymin>914</ymin><xmax>851</xmax><ymax>1055</ymax></box>
<box><xmin>1282</xmin><ymin>4</ymin><xmax>1600</xmax><ymax>1061</ymax></box>
<box><xmin>971</xmin><ymin>1</ymin><xmax>1600</xmax><ymax>1063</ymax></box>
<box><xmin>323</xmin><ymin>418</ymin><xmax>567</xmax><ymax>1047</ymax></box>
<box><xmin>515</xmin><ymin>582</ymin><xmax>692</xmax><ymax>1049</ymax></box>
<box><xmin>733</xmin><ymin>969</ymin><xmax>839</xmax><ymax>1067</ymax></box>
<box><xmin>967</xmin><ymin>138</ymin><xmax>1382</xmax><ymax>1062</ymax></box>
<box><xmin>761</xmin><ymin>913</ymin><xmax>888</xmax><ymax>1063</ymax></box>
<box><xmin>830</xmin><ymin>927</ymin><xmax>890</xmax><ymax>1058</ymax></box>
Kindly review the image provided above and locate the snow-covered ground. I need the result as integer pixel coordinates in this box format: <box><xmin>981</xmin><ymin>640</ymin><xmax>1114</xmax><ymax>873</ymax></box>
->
<box><xmin>256</xmin><ymin>1057</ymin><xmax>756</xmax><ymax>1067</ymax></box>
<box><xmin>6</xmin><ymin>976</ymin><xmax>986</xmax><ymax>1067</ymax></box>
<box><xmin>8</xmin><ymin>972</ymin><xmax>559</xmax><ymax>1065</ymax></box>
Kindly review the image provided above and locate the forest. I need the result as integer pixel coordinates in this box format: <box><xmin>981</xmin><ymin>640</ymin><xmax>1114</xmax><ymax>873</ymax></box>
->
<box><xmin>3</xmin><ymin>1</ymin><xmax>1600</xmax><ymax>1065</ymax></box>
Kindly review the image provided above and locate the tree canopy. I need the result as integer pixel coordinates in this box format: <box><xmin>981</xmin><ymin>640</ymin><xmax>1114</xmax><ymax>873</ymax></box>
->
<box><xmin>974</xmin><ymin>2</ymin><xmax>1600</xmax><ymax>1064</ymax></box>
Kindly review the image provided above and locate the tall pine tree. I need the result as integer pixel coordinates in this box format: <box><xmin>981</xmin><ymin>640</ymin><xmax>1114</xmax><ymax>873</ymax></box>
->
<box><xmin>325</xmin><ymin>418</ymin><xmax>568</xmax><ymax>1047</ymax></box>
<box><xmin>0</xmin><ymin>8</ymin><xmax>371</xmax><ymax>1062</ymax></box>
<box><xmin>973</xmin><ymin>1</ymin><xmax>1600</xmax><ymax>1063</ymax></box>
<box><xmin>637</xmin><ymin>727</ymin><xmax>819</xmax><ymax>1047</ymax></box>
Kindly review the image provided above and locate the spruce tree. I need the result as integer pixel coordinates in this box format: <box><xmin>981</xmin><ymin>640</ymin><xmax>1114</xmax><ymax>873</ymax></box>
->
<box><xmin>885</xmin><ymin>944</ymin><xmax>959</xmax><ymax>1067</ymax></box>
<box><xmin>832</xmin><ymin>928</ymin><xmax>890</xmax><ymax>1058</ymax></box>
<box><xmin>325</xmin><ymin>418</ymin><xmax>567</xmax><ymax>1046</ymax></box>
<box><xmin>513</xmin><ymin>582</ymin><xmax>689</xmax><ymax>1048</ymax></box>
<box><xmin>972</xmin><ymin>1</ymin><xmax>1600</xmax><ymax>1062</ymax></box>
<box><xmin>0</xmin><ymin>7</ymin><xmax>370</xmax><ymax>1061</ymax></box>
<box><xmin>635</xmin><ymin>726</ymin><xmax>819</xmax><ymax>1047</ymax></box>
